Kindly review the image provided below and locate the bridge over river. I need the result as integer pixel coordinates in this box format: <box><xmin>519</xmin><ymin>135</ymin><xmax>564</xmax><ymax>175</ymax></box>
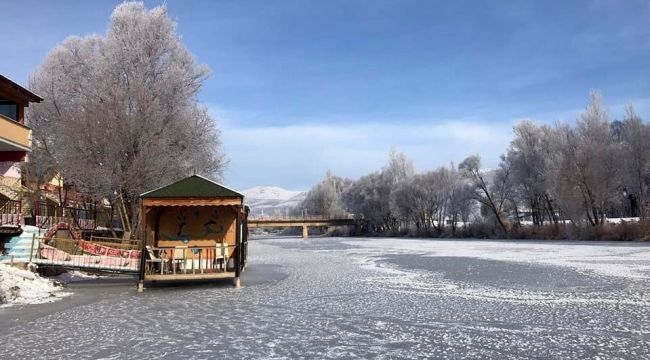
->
<box><xmin>247</xmin><ymin>216</ymin><xmax>356</xmax><ymax>238</ymax></box>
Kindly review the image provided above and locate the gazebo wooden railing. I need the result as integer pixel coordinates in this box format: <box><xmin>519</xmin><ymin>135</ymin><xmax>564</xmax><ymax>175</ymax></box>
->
<box><xmin>143</xmin><ymin>244</ymin><xmax>237</xmax><ymax>276</ymax></box>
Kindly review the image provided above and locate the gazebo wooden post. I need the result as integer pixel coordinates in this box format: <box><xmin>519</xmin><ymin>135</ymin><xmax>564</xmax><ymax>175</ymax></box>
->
<box><xmin>242</xmin><ymin>206</ymin><xmax>249</xmax><ymax>270</ymax></box>
<box><xmin>234</xmin><ymin>206</ymin><xmax>242</xmax><ymax>288</ymax></box>
<box><xmin>154</xmin><ymin>208</ymin><xmax>162</xmax><ymax>248</ymax></box>
<box><xmin>138</xmin><ymin>204</ymin><xmax>147</xmax><ymax>292</ymax></box>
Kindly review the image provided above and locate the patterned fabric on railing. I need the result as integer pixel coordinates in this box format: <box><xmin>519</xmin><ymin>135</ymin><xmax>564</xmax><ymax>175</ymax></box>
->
<box><xmin>78</xmin><ymin>240</ymin><xmax>141</xmax><ymax>258</ymax></box>
<box><xmin>40</xmin><ymin>245</ymin><xmax>72</xmax><ymax>262</ymax></box>
<box><xmin>37</xmin><ymin>243</ymin><xmax>140</xmax><ymax>271</ymax></box>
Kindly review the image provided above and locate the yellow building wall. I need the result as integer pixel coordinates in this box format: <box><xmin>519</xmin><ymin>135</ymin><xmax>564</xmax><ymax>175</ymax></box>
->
<box><xmin>0</xmin><ymin>115</ymin><xmax>31</xmax><ymax>150</ymax></box>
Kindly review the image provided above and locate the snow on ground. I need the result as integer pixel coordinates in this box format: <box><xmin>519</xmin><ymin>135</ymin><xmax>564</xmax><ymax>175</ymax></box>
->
<box><xmin>1</xmin><ymin>238</ymin><xmax>649</xmax><ymax>358</ymax></box>
<box><xmin>0</xmin><ymin>263</ymin><xmax>68</xmax><ymax>306</ymax></box>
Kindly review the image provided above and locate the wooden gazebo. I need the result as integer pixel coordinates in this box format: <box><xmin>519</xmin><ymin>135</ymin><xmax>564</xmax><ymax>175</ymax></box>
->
<box><xmin>138</xmin><ymin>175</ymin><xmax>248</xmax><ymax>291</ymax></box>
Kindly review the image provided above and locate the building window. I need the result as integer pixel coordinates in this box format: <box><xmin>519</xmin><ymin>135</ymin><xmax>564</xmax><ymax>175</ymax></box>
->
<box><xmin>0</xmin><ymin>100</ymin><xmax>18</xmax><ymax>121</ymax></box>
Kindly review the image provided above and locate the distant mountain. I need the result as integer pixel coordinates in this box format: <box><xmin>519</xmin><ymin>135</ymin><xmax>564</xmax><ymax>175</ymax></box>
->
<box><xmin>243</xmin><ymin>186</ymin><xmax>303</xmax><ymax>201</ymax></box>
<box><xmin>243</xmin><ymin>186</ymin><xmax>307</xmax><ymax>217</ymax></box>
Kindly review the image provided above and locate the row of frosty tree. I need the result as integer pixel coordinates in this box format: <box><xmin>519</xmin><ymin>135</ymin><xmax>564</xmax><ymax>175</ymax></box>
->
<box><xmin>22</xmin><ymin>3</ymin><xmax>226</xmax><ymax>234</ymax></box>
<box><xmin>297</xmin><ymin>92</ymin><xmax>650</xmax><ymax>237</ymax></box>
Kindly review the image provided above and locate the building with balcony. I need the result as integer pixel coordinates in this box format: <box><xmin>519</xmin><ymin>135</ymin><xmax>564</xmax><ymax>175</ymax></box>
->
<box><xmin>0</xmin><ymin>74</ymin><xmax>42</xmax><ymax>226</ymax></box>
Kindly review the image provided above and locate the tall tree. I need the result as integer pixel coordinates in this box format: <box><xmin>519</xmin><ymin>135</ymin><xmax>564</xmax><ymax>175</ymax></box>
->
<box><xmin>621</xmin><ymin>105</ymin><xmax>650</xmax><ymax>218</ymax></box>
<box><xmin>459</xmin><ymin>155</ymin><xmax>509</xmax><ymax>233</ymax></box>
<box><xmin>505</xmin><ymin>121</ymin><xmax>556</xmax><ymax>225</ymax></box>
<box><xmin>298</xmin><ymin>170</ymin><xmax>351</xmax><ymax>218</ymax></box>
<box><xmin>384</xmin><ymin>148</ymin><xmax>416</xmax><ymax>183</ymax></box>
<box><xmin>26</xmin><ymin>2</ymin><xmax>226</xmax><ymax>233</ymax></box>
<box><xmin>342</xmin><ymin>150</ymin><xmax>415</xmax><ymax>233</ymax></box>
<box><xmin>342</xmin><ymin>171</ymin><xmax>392</xmax><ymax>233</ymax></box>
<box><xmin>548</xmin><ymin>92</ymin><xmax>620</xmax><ymax>226</ymax></box>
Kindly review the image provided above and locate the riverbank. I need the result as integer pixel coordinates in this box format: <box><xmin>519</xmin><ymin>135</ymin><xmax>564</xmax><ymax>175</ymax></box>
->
<box><xmin>352</xmin><ymin>218</ymin><xmax>650</xmax><ymax>242</ymax></box>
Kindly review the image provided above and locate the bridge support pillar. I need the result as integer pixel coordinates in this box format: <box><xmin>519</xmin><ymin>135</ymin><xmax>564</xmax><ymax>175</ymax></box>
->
<box><xmin>302</xmin><ymin>225</ymin><xmax>308</xmax><ymax>239</ymax></box>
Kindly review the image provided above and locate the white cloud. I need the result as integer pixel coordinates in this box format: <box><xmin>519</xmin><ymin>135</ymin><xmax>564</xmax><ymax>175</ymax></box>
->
<box><xmin>211</xmin><ymin>106</ymin><xmax>514</xmax><ymax>189</ymax></box>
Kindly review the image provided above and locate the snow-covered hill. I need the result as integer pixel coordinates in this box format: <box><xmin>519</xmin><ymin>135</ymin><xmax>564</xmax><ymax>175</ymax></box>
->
<box><xmin>243</xmin><ymin>186</ymin><xmax>306</xmax><ymax>217</ymax></box>
<box><xmin>243</xmin><ymin>186</ymin><xmax>302</xmax><ymax>201</ymax></box>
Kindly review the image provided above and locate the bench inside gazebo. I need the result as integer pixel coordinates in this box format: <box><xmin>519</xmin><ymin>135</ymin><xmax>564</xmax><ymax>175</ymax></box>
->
<box><xmin>138</xmin><ymin>175</ymin><xmax>248</xmax><ymax>291</ymax></box>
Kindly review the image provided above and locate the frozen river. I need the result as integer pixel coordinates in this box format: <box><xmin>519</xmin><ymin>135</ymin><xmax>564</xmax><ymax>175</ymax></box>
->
<box><xmin>1</xmin><ymin>237</ymin><xmax>650</xmax><ymax>359</ymax></box>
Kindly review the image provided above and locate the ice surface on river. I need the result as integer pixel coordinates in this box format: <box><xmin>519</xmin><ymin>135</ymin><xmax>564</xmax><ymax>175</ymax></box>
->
<box><xmin>1</xmin><ymin>237</ymin><xmax>649</xmax><ymax>359</ymax></box>
<box><xmin>346</xmin><ymin>238</ymin><xmax>650</xmax><ymax>279</ymax></box>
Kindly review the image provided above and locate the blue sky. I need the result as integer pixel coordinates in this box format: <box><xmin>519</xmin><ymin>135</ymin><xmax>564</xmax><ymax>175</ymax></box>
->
<box><xmin>1</xmin><ymin>0</ymin><xmax>649</xmax><ymax>190</ymax></box>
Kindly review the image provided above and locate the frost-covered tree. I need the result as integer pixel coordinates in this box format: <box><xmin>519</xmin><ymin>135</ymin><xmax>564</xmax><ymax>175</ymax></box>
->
<box><xmin>548</xmin><ymin>92</ymin><xmax>621</xmax><ymax>226</ymax></box>
<box><xmin>390</xmin><ymin>167</ymin><xmax>455</xmax><ymax>233</ymax></box>
<box><xmin>341</xmin><ymin>150</ymin><xmax>414</xmax><ymax>232</ymax></box>
<box><xmin>384</xmin><ymin>148</ymin><xmax>416</xmax><ymax>184</ymax></box>
<box><xmin>620</xmin><ymin>105</ymin><xmax>650</xmax><ymax>218</ymax></box>
<box><xmin>298</xmin><ymin>170</ymin><xmax>351</xmax><ymax>218</ymax></box>
<box><xmin>459</xmin><ymin>155</ymin><xmax>509</xmax><ymax>233</ymax></box>
<box><xmin>342</xmin><ymin>171</ymin><xmax>393</xmax><ymax>233</ymax></box>
<box><xmin>502</xmin><ymin>121</ymin><xmax>557</xmax><ymax>226</ymax></box>
<box><xmin>298</xmin><ymin>91</ymin><xmax>645</xmax><ymax>238</ymax></box>
<box><xmin>492</xmin><ymin>154</ymin><xmax>517</xmax><ymax>226</ymax></box>
<box><xmin>450</xmin><ymin>181</ymin><xmax>476</xmax><ymax>228</ymax></box>
<box><xmin>26</xmin><ymin>2</ymin><xmax>226</xmax><ymax>232</ymax></box>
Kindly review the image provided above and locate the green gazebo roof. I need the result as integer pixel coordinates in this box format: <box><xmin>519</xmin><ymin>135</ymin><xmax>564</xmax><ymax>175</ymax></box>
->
<box><xmin>140</xmin><ymin>175</ymin><xmax>244</xmax><ymax>199</ymax></box>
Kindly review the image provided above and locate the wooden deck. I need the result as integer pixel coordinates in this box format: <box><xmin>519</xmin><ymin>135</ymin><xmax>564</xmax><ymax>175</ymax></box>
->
<box><xmin>144</xmin><ymin>271</ymin><xmax>236</xmax><ymax>281</ymax></box>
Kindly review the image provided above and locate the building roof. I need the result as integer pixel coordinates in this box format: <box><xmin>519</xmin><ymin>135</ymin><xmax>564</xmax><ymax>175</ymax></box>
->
<box><xmin>0</xmin><ymin>74</ymin><xmax>43</xmax><ymax>103</ymax></box>
<box><xmin>0</xmin><ymin>184</ymin><xmax>22</xmax><ymax>201</ymax></box>
<box><xmin>140</xmin><ymin>175</ymin><xmax>244</xmax><ymax>199</ymax></box>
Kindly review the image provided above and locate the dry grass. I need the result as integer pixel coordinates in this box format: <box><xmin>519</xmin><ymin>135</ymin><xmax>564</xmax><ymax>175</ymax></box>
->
<box><xmin>362</xmin><ymin>219</ymin><xmax>650</xmax><ymax>241</ymax></box>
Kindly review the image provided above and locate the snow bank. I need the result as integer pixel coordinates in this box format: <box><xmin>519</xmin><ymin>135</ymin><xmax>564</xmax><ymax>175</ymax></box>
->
<box><xmin>0</xmin><ymin>263</ymin><xmax>67</xmax><ymax>306</ymax></box>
